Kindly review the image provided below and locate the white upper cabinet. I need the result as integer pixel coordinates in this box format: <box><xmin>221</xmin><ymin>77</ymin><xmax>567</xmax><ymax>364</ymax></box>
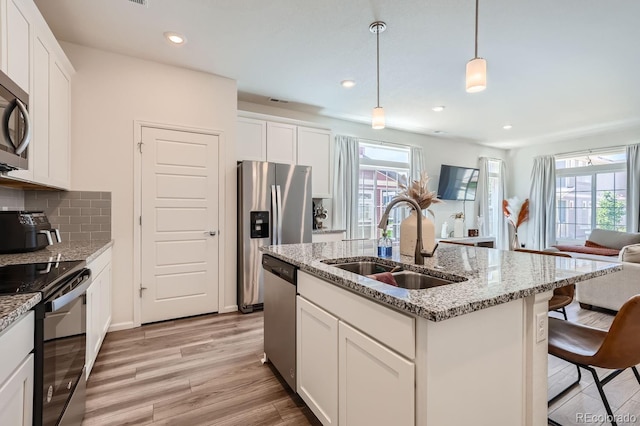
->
<box><xmin>266</xmin><ymin>122</ymin><xmax>297</xmax><ymax>164</ymax></box>
<box><xmin>2</xmin><ymin>0</ymin><xmax>74</xmax><ymax>189</ymax></box>
<box><xmin>5</xmin><ymin>0</ymin><xmax>30</xmax><ymax>92</ymax></box>
<box><xmin>236</xmin><ymin>116</ymin><xmax>267</xmax><ymax>161</ymax></box>
<box><xmin>236</xmin><ymin>114</ymin><xmax>334</xmax><ymax>198</ymax></box>
<box><xmin>297</xmin><ymin>126</ymin><xmax>332</xmax><ymax>198</ymax></box>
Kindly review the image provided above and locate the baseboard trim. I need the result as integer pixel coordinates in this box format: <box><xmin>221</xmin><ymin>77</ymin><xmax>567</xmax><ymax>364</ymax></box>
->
<box><xmin>108</xmin><ymin>321</ymin><xmax>135</xmax><ymax>332</ymax></box>
<box><xmin>219</xmin><ymin>305</ymin><xmax>238</xmax><ymax>314</ymax></box>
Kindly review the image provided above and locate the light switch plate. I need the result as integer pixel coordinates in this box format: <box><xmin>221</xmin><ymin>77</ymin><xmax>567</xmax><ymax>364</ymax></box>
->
<box><xmin>536</xmin><ymin>312</ymin><xmax>547</xmax><ymax>343</ymax></box>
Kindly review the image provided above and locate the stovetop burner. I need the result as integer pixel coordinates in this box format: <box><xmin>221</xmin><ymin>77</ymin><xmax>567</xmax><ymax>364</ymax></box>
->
<box><xmin>0</xmin><ymin>260</ymin><xmax>85</xmax><ymax>298</ymax></box>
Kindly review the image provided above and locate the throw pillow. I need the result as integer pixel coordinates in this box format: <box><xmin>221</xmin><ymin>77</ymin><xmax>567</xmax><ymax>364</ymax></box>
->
<box><xmin>619</xmin><ymin>244</ymin><xmax>640</xmax><ymax>263</ymax></box>
<box><xmin>585</xmin><ymin>240</ymin><xmax>610</xmax><ymax>249</ymax></box>
<box><xmin>552</xmin><ymin>245</ymin><xmax>620</xmax><ymax>257</ymax></box>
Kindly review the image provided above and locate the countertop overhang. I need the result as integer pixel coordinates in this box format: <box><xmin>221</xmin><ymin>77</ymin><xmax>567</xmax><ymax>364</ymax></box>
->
<box><xmin>261</xmin><ymin>240</ymin><xmax>622</xmax><ymax>321</ymax></box>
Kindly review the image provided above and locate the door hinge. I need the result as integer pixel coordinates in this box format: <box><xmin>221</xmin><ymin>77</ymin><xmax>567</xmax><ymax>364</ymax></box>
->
<box><xmin>139</xmin><ymin>216</ymin><xmax>142</xmax><ymax>226</ymax></box>
<box><xmin>137</xmin><ymin>141</ymin><xmax>144</xmax><ymax>153</ymax></box>
<box><xmin>139</xmin><ymin>285</ymin><xmax>147</xmax><ymax>298</ymax></box>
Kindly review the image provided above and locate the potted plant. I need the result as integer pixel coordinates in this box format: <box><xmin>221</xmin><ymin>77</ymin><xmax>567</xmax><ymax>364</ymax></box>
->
<box><xmin>396</xmin><ymin>171</ymin><xmax>442</xmax><ymax>256</ymax></box>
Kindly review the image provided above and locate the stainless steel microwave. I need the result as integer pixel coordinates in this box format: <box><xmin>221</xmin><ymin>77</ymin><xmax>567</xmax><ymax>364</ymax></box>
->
<box><xmin>0</xmin><ymin>69</ymin><xmax>31</xmax><ymax>172</ymax></box>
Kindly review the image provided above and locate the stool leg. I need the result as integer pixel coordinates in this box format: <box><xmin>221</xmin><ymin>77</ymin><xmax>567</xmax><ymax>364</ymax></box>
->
<box><xmin>588</xmin><ymin>367</ymin><xmax>617</xmax><ymax>426</ymax></box>
<box><xmin>561</xmin><ymin>307</ymin><xmax>567</xmax><ymax>320</ymax></box>
<box><xmin>633</xmin><ymin>366</ymin><xmax>640</xmax><ymax>385</ymax></box>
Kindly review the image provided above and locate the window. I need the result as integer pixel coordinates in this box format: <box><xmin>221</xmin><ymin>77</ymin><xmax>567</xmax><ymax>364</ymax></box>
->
<box><xmin>356</xmin><ymin>141</ymin><xmax>411</xmax><ymax>240</ymax></box>
<box><xmin>555</xmin><ymin>150</ymin><xmax>627</xmax><ymax>241</ymax></box>
<box><xmin>485</xmin><ymin>159</ymin><xmax>503</xmax><ymax>238</ymax></box>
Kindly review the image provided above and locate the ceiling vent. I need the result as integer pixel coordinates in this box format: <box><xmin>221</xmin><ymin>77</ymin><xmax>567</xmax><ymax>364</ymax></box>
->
<box><xmin>128</xmin><ymin>0</ymin><xmax>149</xmax><ymax>7</ymax></box>
<box><xmin>269</xmin><ymin>98</ymin><xmax>289</xmax><ymax>104</ymax></box>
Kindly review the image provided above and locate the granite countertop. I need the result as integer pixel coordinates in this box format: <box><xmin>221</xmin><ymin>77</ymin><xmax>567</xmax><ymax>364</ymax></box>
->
<box><xmin>0</xmin><ymin>240</ymin><xmax>113</xmax><ymax>333</ymax></box>
<box><xmin>312</xmin><ymin>229</ymin><xmax>346</xmax><ymax>235</ymax></box>
<box><xmin>261</xmin><ymin>240</ymin><xmax>622</xmax><ymax>322</ymax></box>
<box><xmin>0</xmin><ymin>293</ymin><xmax>41</xmax><ymax>333</ymax></box>
<box><xmin>0</xmin><ymin>240</ymin><xmax>113</xmax><ymax>267</ymax></box>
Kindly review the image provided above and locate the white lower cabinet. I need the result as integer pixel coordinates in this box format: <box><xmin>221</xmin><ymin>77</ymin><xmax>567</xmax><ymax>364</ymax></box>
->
<box><xmin>338</xmin><ymin>322</ymin><xmax>414</xmax><ymax>426</ymax></box>
<box><xmin>297</xmin><ymin>271</ymin><xmax>415</xmax><ymax>426</ymax></box>
<box><xmin>86</xmin><ymin>248</ymin><xmax>112</xmax><ymax>379</ymax></box>
<box><xmin>0</xmin><ymin>312</ymin><xmax>34</xmax><ymax>426</ymax></box>
<box><xmin>297</xmin><ymin>296</ymin><xmax>339</xmax><ymax>425</ymax></box>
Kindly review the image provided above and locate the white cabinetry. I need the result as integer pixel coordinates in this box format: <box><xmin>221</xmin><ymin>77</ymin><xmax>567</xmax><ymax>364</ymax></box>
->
<box><xmin>338</xmin><ymin>322</ymin><xmax>414</xmax><ymax>426</ymax></box>
<box><xmin>297</xmin><ymin>127</ymin><xmax>332</xmax><ymax>198</ymax></box>
<box><xmin>4</xmin><ymin>0</ymin><xmax>30</xmax><ymax>92</ymax></box>
<box><xmin>236</xmin><ymin>118</ymin><xmax>297</xmax><ymax>164</ymax></box>
<box><xmin>297</xmin><ymin>271</ymin><xmax>415</xmax><ymax>426</ymax></box>
<box><xmin>2</xmin><ymin>0</ymin><xmax>73</xmax><ymax>189</ymax></box>
<box><xmin>0</xmin><ymin>312</ymin><xmax>34</xmax><ymax>426</ymax></box>
<box><xmin>236</xmin><ymin>117</ymin><xmax>266</xmax><ymax>161</ymax></box>
<box><xmin>296</xmin><ymin>297</ymin><xmax>338</xmax><ymax>425</ymax></box>
<box><xmin>86</xmin><ymin>247</ymin><xmax>112</xmax><ymax>379</ymax></box>
<box><xmin>237</xmin><ymin>115</ymin><xmax>333</xmax><ymax>197</ymax></box>
<box><xmin>266</xmin><ymin>122</ymin><xmax>297</xmax><ymax>164</ymax></box>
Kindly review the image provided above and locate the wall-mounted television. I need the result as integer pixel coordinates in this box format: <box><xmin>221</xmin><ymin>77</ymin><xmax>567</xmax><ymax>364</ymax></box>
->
<box><xmin>436</xmin><ymin>164</ymin><xmax>480</xmax><ymax>201</ymax></box>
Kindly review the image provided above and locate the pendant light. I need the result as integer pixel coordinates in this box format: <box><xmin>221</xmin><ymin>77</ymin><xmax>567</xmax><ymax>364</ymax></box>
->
<box><xmin>370</xmin><ymin>21</ymin><xmax>386</xmax><ymax>129</ymax></box>
<box><xmin>466</xmin><ymin>0</ymin><xmax>487</xmax><ymax>93</ymax></box>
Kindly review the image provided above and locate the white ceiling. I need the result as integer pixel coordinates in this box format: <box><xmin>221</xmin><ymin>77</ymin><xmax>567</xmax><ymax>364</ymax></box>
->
<box><xmin>34</xmin><ymin>0</ymin><xmax>640</xmax><ymax>149</ymax></box>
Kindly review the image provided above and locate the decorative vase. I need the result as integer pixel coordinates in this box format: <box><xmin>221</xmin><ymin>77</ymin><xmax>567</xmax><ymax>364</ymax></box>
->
<box><xmin>508</xmin><ymin>223</ymin><xmax>519</xmax><ymax>250</ymax></box>
<box><xmin>400</xmin><ymin>210</ymin><xmax>436</xmax><ymax>256</ymax></box>
<box><xmin>453</xmin><ymin>218</ymin><xmax>464</xmax><ymax>238</ymax></box>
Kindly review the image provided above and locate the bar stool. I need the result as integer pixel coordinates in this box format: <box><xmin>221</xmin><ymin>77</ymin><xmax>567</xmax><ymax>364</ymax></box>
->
<box><xmin>547</xmin><ymin>295</ymin><xmax>640</xmax><ymax>426</ymax></box>
<box><xmin>515</xmin><ymin>248</ymin><xmax>574</xmax><ymax>319</ymax></box>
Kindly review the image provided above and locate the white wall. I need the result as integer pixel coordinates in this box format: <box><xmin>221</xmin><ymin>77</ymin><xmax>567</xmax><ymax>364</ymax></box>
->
<box><xmin>64</xmin><ymin>43</ymin><xmax>237</xmax><ymax>329</ymax></box>
<box><xmin>507</xmin><ymin>125</ymin><xmax>640</xmax><ymax>245</ymax></box>
<box><xmin>238</xmin><ymin>101</ymin><xmax>508</xmax><ymax>233</ymax></box>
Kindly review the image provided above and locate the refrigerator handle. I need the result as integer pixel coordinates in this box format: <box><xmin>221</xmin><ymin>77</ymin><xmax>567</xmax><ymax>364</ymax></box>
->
<box><xmin>276</xmin><ymin>185</ymin><xmax>283</xmax><ymax>245</ymax></box>
<box><xmin>271</xmin><ymin>185</ymin><xmax>278</xmax><ymax>244</ymax></box>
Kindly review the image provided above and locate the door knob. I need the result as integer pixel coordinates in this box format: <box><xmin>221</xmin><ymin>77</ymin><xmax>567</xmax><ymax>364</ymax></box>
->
<box><xmin>209</xmin><ymin>231</ymin><xmax>217</xmax><ymax>236</ymax></box>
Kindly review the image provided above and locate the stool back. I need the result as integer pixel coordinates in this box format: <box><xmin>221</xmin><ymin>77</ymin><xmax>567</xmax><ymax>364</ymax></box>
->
<box><xmin>595</xmin><ymin>295</ymin><xmax>640</xmax><ymax>369</ymax></box>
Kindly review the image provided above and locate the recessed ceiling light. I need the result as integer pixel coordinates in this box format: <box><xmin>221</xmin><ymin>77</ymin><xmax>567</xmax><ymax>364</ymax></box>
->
<box><xmin>164</xmin><ymin>32</ymin><xmax>187</xmax><ymax>45</ymax></box>
<box><xmin>432</xmin><ymin>106</ymin><xmax>445</xmax><ymax>112</ymax></box>
<box><xmin>503</xmin><ymin>124</ymin><xmax>513</xmax><ymax>130</ymax></box>
<box><xmin>341</xmin><ymin>80</ymin><xmax>356</xmax><ymax>88</ymax></box>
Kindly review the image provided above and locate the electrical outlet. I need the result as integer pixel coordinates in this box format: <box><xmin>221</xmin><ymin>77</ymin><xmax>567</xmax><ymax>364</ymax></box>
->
<box><xmin>536</xmin><ymin>312</ymin><xmax>547</xmax><ymax>343</ymax></box>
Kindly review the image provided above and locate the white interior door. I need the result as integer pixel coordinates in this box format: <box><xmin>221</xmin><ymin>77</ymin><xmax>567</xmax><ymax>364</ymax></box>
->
<box><xmin>141</xmin><ymin>127</ymin><xmax>219</xmax><ymax>324</ymax></box>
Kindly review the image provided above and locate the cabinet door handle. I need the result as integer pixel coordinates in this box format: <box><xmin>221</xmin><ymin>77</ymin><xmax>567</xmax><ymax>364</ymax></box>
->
<box><xmin>209</xmin><ymin>231</ymin><xmax>217</xmax><ymax>236</ymax></box>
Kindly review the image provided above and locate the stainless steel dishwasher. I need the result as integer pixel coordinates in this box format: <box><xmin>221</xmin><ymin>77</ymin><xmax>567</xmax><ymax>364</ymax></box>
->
<box><xmin>262</xmin><ymin>254</ymin><xmax>297</xmax><ymax>391</ymax></box>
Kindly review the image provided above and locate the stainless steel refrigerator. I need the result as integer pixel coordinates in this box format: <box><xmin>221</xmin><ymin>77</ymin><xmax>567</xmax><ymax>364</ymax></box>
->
<box><xmin>237</xmin><ymin>161</ymin><xmax>312</xmax><ymax>313</ymax></box>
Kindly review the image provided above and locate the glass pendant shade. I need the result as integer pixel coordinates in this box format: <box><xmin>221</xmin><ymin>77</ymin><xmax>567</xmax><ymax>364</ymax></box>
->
<box><xmin>372</xmin><ymin>106</ymin><xmax>385</xmax><ymax>129</ymax></box>
<box><xmin>465</xmin><ymin>57</ymin><xmax>487</xmax><ymax>93</ymax></box>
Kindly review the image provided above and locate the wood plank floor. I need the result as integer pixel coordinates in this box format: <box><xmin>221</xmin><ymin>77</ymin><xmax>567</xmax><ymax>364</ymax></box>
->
<box><xmin>82</xmin><ymin>311</ymin><xmax>321</xmax><ymax>426</ymax></box>
<box><xmin>82</xmin><ymin>303</ymin><xmax>640</xmax><ymax>425</ymax></box>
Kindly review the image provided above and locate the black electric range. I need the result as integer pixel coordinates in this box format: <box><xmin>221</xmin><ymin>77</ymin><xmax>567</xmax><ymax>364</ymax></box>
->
<box><xmin>0</xmin><ymin>260</ymin><xmax>91</xmax><ymax>426</ymax></box>
<box><xmin>0</xmin><ymin>260</ymin><xmax>86</xmax><ymax>298</ymax></box>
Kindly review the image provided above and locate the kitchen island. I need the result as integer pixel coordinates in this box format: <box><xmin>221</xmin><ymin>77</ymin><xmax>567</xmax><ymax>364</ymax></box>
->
<box><xmin>261</xmin><ymin>240</ymin><xmax>621</xmax><ymax>426</ymax></box>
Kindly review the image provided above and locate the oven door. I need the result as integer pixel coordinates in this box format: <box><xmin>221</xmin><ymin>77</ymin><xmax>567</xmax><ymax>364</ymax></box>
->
<box><xmin>42</xmin><ymin>269</ymin><xmax>91</xmax><ymax>426</ymax></box>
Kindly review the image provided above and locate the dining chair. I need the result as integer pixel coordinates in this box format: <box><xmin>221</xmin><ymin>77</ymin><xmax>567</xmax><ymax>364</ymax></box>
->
<box><xmin>547</xmin><ymin>295</ymin><xmax>640</xmax><ymax>426</ymax></box>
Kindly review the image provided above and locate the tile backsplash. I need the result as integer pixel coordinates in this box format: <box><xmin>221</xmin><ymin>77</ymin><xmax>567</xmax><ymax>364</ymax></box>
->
<box><xmin>0</xmin><ymin>187</ymin><xmax>25</xmax><ymax>210</ymax></box>
<box><xmin>24</xmin><ymin>190</ymin><xmax>112</xmax><ymax>241</ymax></box>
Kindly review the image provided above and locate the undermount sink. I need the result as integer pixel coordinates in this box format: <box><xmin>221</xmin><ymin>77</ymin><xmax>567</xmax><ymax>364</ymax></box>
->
<box><xmin>330</xmin><ymin>261</ymin><xmax>397</xmax><ymax>275</ymax></box>
<box><xmin>390</xmin><ymin>270</ymin><xmax>454</xmax><ymax>289</ymax></box>
<box><xmin>325</xmin><ymin>259</ymin><xmax>463</xmax><ymax>290</ymax></box>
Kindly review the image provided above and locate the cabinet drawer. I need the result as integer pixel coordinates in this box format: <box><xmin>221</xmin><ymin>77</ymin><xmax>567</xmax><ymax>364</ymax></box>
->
<box><xmin>298</xmin><ymin>271</ymin><xmax>415</xmax><ymax>359</ymax></box>
<box><xmin>0</xmin><ymin>312</ymin><xmax>34</xmax><ymax>384</ymax></box>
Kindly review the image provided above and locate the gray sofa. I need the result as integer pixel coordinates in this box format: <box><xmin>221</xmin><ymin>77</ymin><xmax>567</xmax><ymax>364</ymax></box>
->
<box><xmin>548</xmin><ymin>229</ymin><xmax>640</xmax><ymax>312</ymax></box>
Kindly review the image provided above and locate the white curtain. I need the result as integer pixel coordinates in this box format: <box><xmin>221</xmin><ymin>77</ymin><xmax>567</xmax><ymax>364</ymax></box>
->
<box><xmin>627</xmin><ymin>143</ymin><xmax>640</xmax><ymax>232</ymax></box>
<box><xmin>528</xmin><ymin>155</ymin><xmax>556</xmax><ymax>250</ymax></box>
<box><xmin>332</xmin><ymin>135</ymin><xmax>360</xmax><ymax>239</ymax></box>
<box><xmin>410</xmin><ymin>146</ymin><xmax>425</xmax><ymax>180</ymax></box>
<box><xmin>476</xmin><ymin>157</ymin><xmax>509</xmax><ymax>250</ymax></box>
